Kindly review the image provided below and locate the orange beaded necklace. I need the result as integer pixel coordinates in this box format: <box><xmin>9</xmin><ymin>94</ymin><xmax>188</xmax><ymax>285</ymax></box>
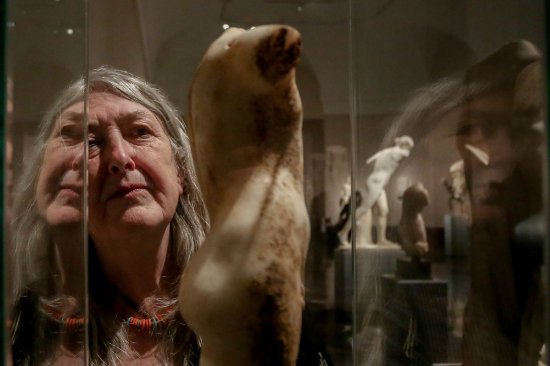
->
<box><xmin>39</xmin><ymin>298</ymin><xmax>176</xmax><ymax>333</ymax></box>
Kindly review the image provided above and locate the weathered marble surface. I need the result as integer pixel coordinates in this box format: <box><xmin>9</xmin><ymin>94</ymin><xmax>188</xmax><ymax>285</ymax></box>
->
<box><xmin>179</xmin><ymin>25</ymin><xmax>310</xmax><ymax>366</ymax></box>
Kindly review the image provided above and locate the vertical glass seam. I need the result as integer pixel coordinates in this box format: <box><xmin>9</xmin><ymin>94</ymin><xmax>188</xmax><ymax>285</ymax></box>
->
<box><xmin>348</xmin><ymin>1</ymin><xmax>358</xmax><ymax>366</ymax></box>
<box><xmin>544</xmin><ymin>2</ymin><xmax>550</xmax><ymax>364</ymax></box>
<box><xmin>83</xmin><ymin>0</ymin><xmax>90</xmax><ymax>363</ymax></box>
<box><xmin>0</xmin><ymin>0</ymin><xmax>6</xmax><ymax>364</ymax></box>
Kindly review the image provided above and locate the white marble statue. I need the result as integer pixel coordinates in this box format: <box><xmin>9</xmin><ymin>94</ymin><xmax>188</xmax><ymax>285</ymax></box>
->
<box><xmin>325</xmin><ymin>145</ymin><xmax>349</xmax><ymax>225</ymax></box>
<box><xmin>339</xmin><ymin>176</ymin><xmax>352</xmax><ymax>209</ymax></box>
<box><xmin>363</xmin><ymin>135</ymin><xmax>414</xmax><ymax>245</ymax></box>
<box><xmin>339</xmin><ymin>136</ymin><xmax>414</xmax><ymax>246</ymax></box>
<box><xmin>398</xmin><ymin>182</ymin><xmax>430</xmax><ymax>258</ymax></box>
<box><xmin>334</xmin><ymin>176</ymin><xmax>361</xmax><ymax>246</ymax></box>
<box><xmin>179</xmin><ymin>25</ymin><xmax>309</xmax><ymax>366</ymax></box>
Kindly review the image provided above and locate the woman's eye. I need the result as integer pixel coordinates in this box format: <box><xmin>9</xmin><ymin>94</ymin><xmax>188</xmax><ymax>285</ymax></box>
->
<box><xmin>88</xmin><ymin>136</ymin><xmax>101</xmax><ymax>148</ymax></box>
<box><xmin>60</xmin><ymin>126</ymin><xmax>72</xmax><ymax>139</ymax></box>
<box><xmin>134</xmin><ymin>127</ymin><xmax>152</xmax><ymax>138</ymax></box>
<box><xmin>59</xmin><ymin>125</ymin><xmax>82</xmax><ymax>142</ymax></box>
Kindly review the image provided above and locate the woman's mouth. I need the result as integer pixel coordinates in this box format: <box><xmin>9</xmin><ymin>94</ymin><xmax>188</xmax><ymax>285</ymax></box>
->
<box><xmin>58</xmin><ymin>184</ymin><xmax>82</xmax><ymax>197</ymax></box>
<box><xmin>108</xmin><ymin>185</ymin><xmax>149</xmax><ymax>200</ymax></box>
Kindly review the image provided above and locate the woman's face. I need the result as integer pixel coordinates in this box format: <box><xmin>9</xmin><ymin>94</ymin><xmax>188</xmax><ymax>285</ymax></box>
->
<box><xmin>36</xmin><ymin>105</ymin><xmax>85</xmax><ymax>226</ymax></box>
<box><xmin>37</xmin><ymin>91</ymin><xmax>183</xmax><ymax>235</ymax></box>
<box><xmin>86</xmin><ymin>91</ymin><xmax>183</xmax><ymax>239</ymax></box>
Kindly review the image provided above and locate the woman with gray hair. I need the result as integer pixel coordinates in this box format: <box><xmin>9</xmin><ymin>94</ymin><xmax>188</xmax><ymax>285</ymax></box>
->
<box><xmin>10</xmin><ymin>66</ymin><xmax>208</xmax><ymax>365</ymax></box>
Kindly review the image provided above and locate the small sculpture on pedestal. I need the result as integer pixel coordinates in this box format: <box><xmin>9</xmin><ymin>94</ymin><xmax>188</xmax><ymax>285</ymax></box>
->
<box><xmin>397</xmin><ymin>182</ymin><xmax>431</xmax><ymax>278</ymax></box>
<box><xmin>441</xmin><ymin>159</ymin><xmax>471</xmax><ymax>220</ymax></box>
<box><xmin>358</xmin><ymin>136</ymin><xmax>414</xmax><ymax>246</ymax></box>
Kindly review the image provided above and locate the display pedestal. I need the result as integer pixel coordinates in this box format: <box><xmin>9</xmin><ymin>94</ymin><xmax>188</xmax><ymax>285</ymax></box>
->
<box><xmin>334</xmin><ymin>244</ymin><xmax>404</xmax><ymax>318</ymax></box>
<box><xmin>381</xmin><ymin>274</ymin><xmax>448</xmax><ymax>365</ymax></box>
<box><xmin>396</xmin><ymin>257</ymin><xmax>431</xmax><ymax>279</ymax></box>
<box><xmin>444</xmin><ymin>214</ymin><xmax>470</xmax><ymax>257</ymax></box>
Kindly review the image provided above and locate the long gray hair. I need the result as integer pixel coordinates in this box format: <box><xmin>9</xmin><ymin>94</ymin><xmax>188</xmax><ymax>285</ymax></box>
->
<box><xmin>11</xmin><ymin>66</ymin><xmax>207</xmax><ymax>365</ymax></box>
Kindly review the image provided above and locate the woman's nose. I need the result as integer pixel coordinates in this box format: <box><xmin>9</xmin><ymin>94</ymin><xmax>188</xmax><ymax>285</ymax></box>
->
<box><xmin>106</xmin><ymin>137</ymin><xmax>136</xmax><ymax>174</ymax></box>
<box><xmin>71</xmin><ymin>146</ymin><xmax>85</xmax><ymax>172</ymax></box>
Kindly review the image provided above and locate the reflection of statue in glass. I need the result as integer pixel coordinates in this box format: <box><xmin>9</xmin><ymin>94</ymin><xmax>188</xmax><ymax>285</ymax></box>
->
<box><xmin>398</xmin><ymin>182</ymin><xmax>430</xmax><ymax>259</ymax></box>
<box><xmin>441</xmin><ymin>159</ymin><xmax>471</xmax><ymax>219</ymax></box>
<box><xmin>458</xmin><ymin>40</ymin><xmax>545</xmax><ymax>366</ymax></box>
<box><xmin>361</xmin><ymin>136</ymin><xmax>414</xmax><ymax>246</ymax></box>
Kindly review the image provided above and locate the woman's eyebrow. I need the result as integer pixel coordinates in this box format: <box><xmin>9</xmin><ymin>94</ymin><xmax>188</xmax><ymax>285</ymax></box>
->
<box><xmin>118</xmin><ymin>110</ymin><xmax>154</xmax><ymax>124</ymax></box>
<box><xmin>60</xmin><ymin>111</ymin><xmax>85</xmax><ymax>122</ymax></box>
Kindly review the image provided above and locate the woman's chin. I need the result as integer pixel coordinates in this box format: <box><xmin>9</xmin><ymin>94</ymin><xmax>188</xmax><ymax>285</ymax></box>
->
<box><xmin>44</xmin><ymin>208</ymin><xmax>83</xmax><ymax>228</ymax></box>
<box><xmin>104</xmin><ymin>206</ymin><xmax>170</xmax><ymax>230</ymax></box>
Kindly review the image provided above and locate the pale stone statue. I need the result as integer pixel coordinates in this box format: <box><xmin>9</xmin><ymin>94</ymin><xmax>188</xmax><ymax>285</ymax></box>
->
<box><xmin>179</xmin><ymin>25</ymin><xmax>309</xmax><ymax>366</ymax></box>
<box><xmin>398</xmin><ymin>182</ymin><xmax>430</xmax><ymax>258</ymax></box>
<box><xmin>334</xmin><ymin>177</ymin><xmax>364</xmax><ymax>247</ymax></box>
<box><xmin>325</xmin><ymin>145</ymin><xmax>349</xmax><ymax>225</ymax></box>
<box><xmin>355</xmin><ymin>207</ymin><xmax>374</xmax><ymax>246</ymax></box>
<box><xmin>442</xmin><ymin>159</ymin><xmax>471</xmax><ymax>219</ymax></box>
<box><xmin>338</xmin><ymin>136</ymin><xmax>414</xmax><ymax>247</ymax></box>
<box><xmin>339</xmin><ymin>176</ymin><xmax>352</xmax><ymax>210</ymax></box>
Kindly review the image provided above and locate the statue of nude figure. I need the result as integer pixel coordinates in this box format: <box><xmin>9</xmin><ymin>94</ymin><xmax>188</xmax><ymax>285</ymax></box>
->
<box><xmin>338</xmin><ymin>136</ymin><xmax>414</xmax><ymax>246</ymax></box>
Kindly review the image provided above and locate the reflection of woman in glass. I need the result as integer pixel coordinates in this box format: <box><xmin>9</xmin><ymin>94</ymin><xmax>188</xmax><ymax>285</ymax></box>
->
<box><xmin>11</xmin><ymin>67</ymin><xmax>208</xmax><ymax>365</ymax></box>
<box><xmin>458</xmin><ymin>40</ymin><xmax>545</xmax><ymax>366</ymax></box>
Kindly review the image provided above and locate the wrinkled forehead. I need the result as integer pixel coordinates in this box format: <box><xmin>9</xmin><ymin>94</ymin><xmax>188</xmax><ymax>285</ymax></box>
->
<box><xmin>57</xmin><ymin>91</ymin><xmax>163</xmax><ymax>128</ymax></box>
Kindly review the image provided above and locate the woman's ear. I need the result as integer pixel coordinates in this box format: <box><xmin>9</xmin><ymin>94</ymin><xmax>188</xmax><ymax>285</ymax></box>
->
<box><xmin>177</xmin><ymin>170</ymin><xmax>186</xmax><ymax>195</ymax></box>
<box><xmin>178</xmin><ymin>174</ymin><xmax>187</xmax><ymax>196</ymax></box>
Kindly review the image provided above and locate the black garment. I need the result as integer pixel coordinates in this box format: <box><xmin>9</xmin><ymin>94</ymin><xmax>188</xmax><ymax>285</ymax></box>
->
<box><xmin>12</xmin><ymin>290</ymin><xmax>333</xmax><ymax>366</ymax></box>
<box><xmin>11</xmin><ymin>289</ymin><xmax>68</xmax><ymax>366</ymax></box>
<box><xmin>296</xmin><ymin>306</ymin><xmax>335</xmax><ymax>366</ymax></box>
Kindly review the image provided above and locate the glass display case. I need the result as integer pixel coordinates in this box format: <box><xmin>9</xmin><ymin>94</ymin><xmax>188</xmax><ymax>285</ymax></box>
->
<box><xmin>2</xmin><ymin>0</ymin><xmax>548</xmax><ymax>365</ymax></box>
